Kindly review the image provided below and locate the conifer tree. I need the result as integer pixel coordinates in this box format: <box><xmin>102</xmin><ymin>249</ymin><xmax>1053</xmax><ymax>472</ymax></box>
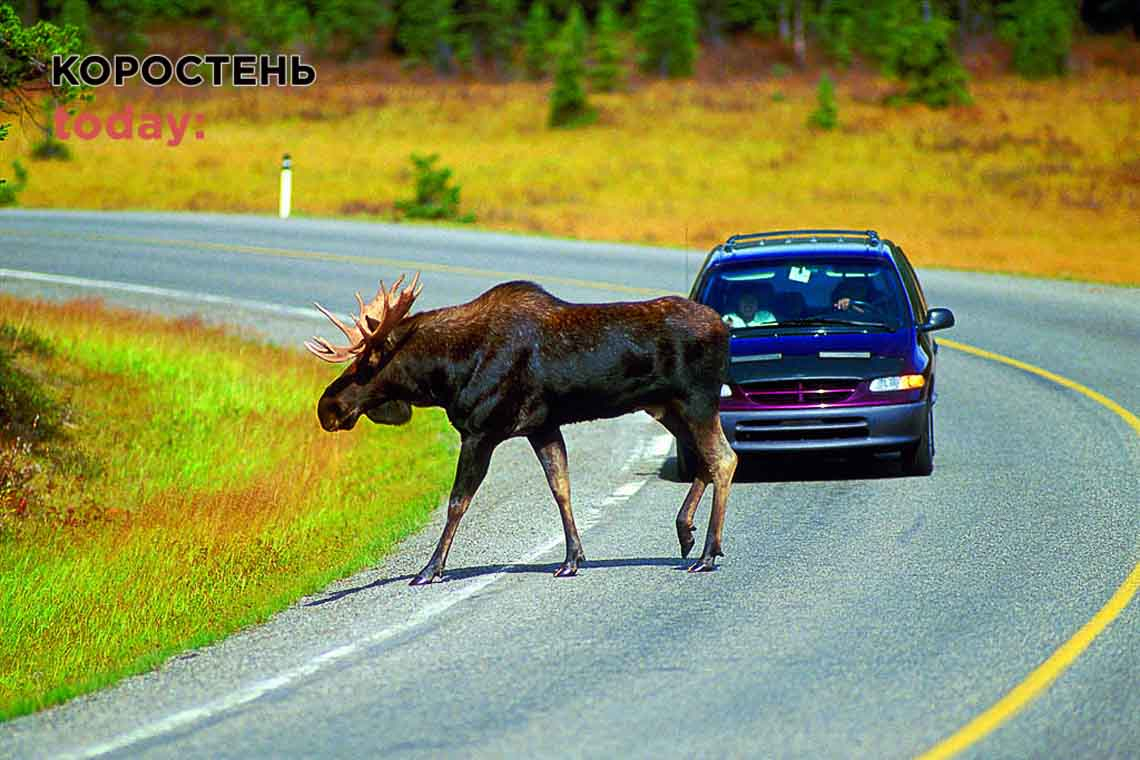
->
<box><xmin>590</xmin><ymin>0</ymin><xmax>624</xmax><ymax>92</ymax></box>
<box><xmin>636</xmin><ymin>0</ymin><xmax>699</xmax><ymax>77</ymax></box>
<box><xmin>566</xmin><ymin>2</ymin><xmax>588</xmax><ymax>61</ymax></box>
<box><xmin>485</xmin><ymin>0</ymin><xmax>520</xmax><ymax>73</ymax></box>
<box><xmin>524</xmin><ymin>1</ymin><xmax>554</xmax><ymax>79</ymax></box>
<box><xmin>817</xmin><ymin>0</ymin><xmax>855</xmax><ymax>68</ymax></box>
<box><xmin>808</xmin><ymin>72</ymin><xmax>839</xmax><ymax>130</ymax></box>
<box><xmin>548</xmin><ymin>13</ymin><xmax>594</xmax><ymax>127</ymax></box>
<box><xmin>397</xmin><ymin>0</ymin><xmax>456</xmax><ymax>73</ymax></box>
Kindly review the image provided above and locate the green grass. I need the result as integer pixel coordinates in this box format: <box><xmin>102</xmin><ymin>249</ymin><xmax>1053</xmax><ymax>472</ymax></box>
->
<box><xmin>0</xmin><ymin>296</ymin><xmax>457</xmax><ymax>720</ymax></box>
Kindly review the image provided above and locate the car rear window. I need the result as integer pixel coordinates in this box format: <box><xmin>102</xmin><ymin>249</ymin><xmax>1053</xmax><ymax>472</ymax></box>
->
<box><xmin>701</xmin><ymin>258</ymin><xmax>909</xmax><ymax>330</ymax></box>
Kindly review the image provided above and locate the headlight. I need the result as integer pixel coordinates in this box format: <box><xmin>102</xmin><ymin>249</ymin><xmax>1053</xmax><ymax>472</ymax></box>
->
<box><xmin>869</xmin><ymin>374</ymin><xmax>926</xmax><ymax>392</ymax></box>
<box><xmin>720</xmin><ymin>384</ymin><xmax>733</xmax><ymax>398</ymax></box>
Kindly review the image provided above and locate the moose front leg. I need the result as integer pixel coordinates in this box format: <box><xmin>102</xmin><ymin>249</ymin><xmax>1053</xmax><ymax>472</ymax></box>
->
<box><xmin>529</xmin><ymin>427</ymin><xmax>585</xmax><ymax>577</ymax></box>
<box><xmin>410</xmin><ymin>434</ymin><xmax>495</xmax><ymax>586</ymax></box>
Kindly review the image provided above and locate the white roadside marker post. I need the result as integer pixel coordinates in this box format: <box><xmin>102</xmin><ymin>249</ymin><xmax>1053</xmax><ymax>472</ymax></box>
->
<box><xmin>279</xmin><ymin>153</ymin><xmax>292</xmax><ymax>219</ymax></box>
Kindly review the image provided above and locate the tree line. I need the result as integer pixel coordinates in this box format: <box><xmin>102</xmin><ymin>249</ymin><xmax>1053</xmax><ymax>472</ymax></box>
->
<box><xmin>8</xmin><ymin>1</ymin><xmax>1137</xmax><ymax>81</ymax></box>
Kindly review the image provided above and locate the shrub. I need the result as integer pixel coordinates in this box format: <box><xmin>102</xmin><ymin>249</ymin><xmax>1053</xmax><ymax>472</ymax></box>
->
<box><xmin>31</xmin><ymin>99</ymin><xmax>72</xmax><ymax>161</ymax></box>
<box><xmin>808</xmin><ymin>73</ymin><xmax>839</xmax><ymax>130</ymax></box>
<box><xmin>0</xmin><ymin>161</ymin><xmax>28</xmax><ymax>208</ymax></box>
<box><xmin>229</xmin><ymin>0</ymin><xmax>310</xmax><ymax>52</ymax></box>
<box><xmin>31</xmin><ymin>137</ymin><xmax>71</xmax><ymax>161</ymax></box>
<box><xmin>310</xmin><ymin>0</ymin><xmax>392</xmax><ymax>58</ymax></box>
<box><xmin>0</xmin><ymin>327</ymin><xmax>62</xmax><ymax>442</ymax></box>
<box><xmin>395</xmin><ymin>153</ymin><xmax>474</xmax><ymax>222</ymax></box>
<box><xmin>882</xmin><ymin>11</ymin><xmax>971</xmax><ymax>108</ymax></box>
<box><xmin>1000</xmin><ymin>0</ymin><xmax>1074</xmax><ymax>79</ymax></box>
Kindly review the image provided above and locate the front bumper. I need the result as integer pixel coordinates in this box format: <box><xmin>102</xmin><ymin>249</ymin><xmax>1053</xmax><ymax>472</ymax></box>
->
<box><xmin>721</xmin><ymin>400</ymin><xmax>926</xmax><ymax>453</ymax></box>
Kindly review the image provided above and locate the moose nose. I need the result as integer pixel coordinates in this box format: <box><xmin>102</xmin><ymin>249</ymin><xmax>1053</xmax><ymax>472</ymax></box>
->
<box><xmin>317</xmin><ymin>397</ymin><xmax>343</xmax><ymax>431</ymax></box>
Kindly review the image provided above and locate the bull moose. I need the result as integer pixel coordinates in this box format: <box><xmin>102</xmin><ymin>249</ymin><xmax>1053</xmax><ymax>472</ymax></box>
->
<box><xmin>305</xmin><ymin>273</ymin><xmax>737</xmax><ymax>586</ymax></box>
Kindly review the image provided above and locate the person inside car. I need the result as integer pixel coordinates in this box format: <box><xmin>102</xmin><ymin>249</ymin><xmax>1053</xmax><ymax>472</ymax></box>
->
<box><xmin>722</xmin><ymin>287</ymin><xmax>776</xmax><ymax>327</ymax></box>
<box><xmin>832</xmin><ymin>277</ymin><xmax>882</xmax><ymax>315</ymax></box>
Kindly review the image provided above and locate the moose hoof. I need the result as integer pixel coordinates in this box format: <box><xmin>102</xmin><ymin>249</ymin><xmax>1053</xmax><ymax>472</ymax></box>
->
<box><xmin>409</xmin><ymin>568</ymin><xmax>441</xmax><ymax>586</ymax></box>
<box><xmin>553</xmin><ymin>563</ymin><xmax>579</xmax><ymax>578</ymax></box>
<box><xmin>677</xmin><ymin>530</ymin><xmax>695</xmax><ymax>559</ymax></box>
<box><xmin>687</xmin><ymin>557</ymin><xmax>717</xmax><ymax>573</ymax></box>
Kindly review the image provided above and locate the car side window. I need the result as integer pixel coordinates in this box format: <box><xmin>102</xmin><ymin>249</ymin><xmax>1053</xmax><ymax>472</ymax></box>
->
<box><xmin>893</xmin><ymin>249</ymin><xmax>927</xmax><ymax>323</ymax></box>
<box><xmin>903</xmin><ymin>252</ymin><xmax>930</xmax><ymax>314</ymax></box>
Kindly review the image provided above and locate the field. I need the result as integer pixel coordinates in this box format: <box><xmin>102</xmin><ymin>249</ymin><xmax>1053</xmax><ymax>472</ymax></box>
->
<box><xmin>4</xmin><ymin>39</ymin><xmax>1139</xmax><ymax>286</ymax></box>
<box><xmin>0</xmin><ymin>296</ymin><xmax>456</xmax><ymax>719</ymax></box>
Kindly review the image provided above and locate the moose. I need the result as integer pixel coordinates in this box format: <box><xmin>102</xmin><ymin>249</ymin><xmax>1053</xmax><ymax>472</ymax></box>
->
<box><xmin>305</xmin><ymin>273</ymin><xmax>737</xmax><ymax>586</ymax></box>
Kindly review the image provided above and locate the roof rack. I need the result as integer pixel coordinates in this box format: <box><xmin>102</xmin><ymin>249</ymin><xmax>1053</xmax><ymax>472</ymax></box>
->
<box><xmin>724</xmin><ymin>229</ymin><xmax>880</xmax><ymax>250</ymax></box>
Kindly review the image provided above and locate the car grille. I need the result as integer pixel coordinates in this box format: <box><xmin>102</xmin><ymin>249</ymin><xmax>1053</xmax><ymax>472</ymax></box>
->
<box><xmin>740</xmin><ymin>379</ymin><xmax>858</xmax><ymax>408</ymax></box>
<box><xmin>735</xmin><ymin>416</ymin><xmax>869</xmax><ymax>443</ymax></box>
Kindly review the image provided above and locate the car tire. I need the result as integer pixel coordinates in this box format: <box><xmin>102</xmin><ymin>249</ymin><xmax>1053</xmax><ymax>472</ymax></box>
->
<box><xmin>903</xmin><ymin>403</ymin><xmax>935</xmax><ymax>476</ymax></box>
<box><xmin>675</xmin><ymin>440</ymin><xmax>699</xmax><ymax>482</ymax></box>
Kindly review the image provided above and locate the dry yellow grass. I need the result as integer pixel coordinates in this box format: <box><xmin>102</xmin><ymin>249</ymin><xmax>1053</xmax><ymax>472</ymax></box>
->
<box><xmin>4</xmin><ymin>61</ymin><xmax>1139</xmax><ymax>285</ymax></box>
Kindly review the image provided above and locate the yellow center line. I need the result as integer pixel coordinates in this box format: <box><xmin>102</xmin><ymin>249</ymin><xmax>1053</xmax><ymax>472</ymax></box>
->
<box><xmin>3</xmin><ymin>224</ymin><xmax>1135</xmax><ymax>753</ymax></box>
<box><xmin>919</xmin><ymin>337</ymin><xmax>1140</xmax><ymax>760</ymax></box>
<box><xmin>0</xmin><ymin>227</ymin><xmax>677</xmax><ymax>298</ymax></box>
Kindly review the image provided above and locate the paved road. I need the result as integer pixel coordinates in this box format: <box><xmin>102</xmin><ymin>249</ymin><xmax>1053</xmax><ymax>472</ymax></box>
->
<box><xmin>1</xmin><ymin>210</ymin><xmax>1137</xmax><ymax>759</ymax></box>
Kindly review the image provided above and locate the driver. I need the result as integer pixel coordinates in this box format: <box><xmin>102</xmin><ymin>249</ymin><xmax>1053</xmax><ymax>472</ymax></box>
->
<box><xmin>832</xmin><ymin>277</ymin><xmax>878</xmax><ymax>314</ymax></box>
<box><xmin>722</xmin><ymin>289</ymin><xmax>775</xmax><ymax>327</ymax></box>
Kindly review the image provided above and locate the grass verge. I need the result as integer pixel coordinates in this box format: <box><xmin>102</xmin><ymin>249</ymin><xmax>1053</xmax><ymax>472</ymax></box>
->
<box><xmin>0</xmin><ymin>295</ymin><xmax>457</xmax><ymax>720</ymax></box>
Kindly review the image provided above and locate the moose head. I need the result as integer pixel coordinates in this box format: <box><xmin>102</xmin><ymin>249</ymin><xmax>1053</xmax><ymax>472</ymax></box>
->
<box><xmin>304</xmin><ymin>273</ymin><xmax>422</xmax><ymax>432</ymax></box>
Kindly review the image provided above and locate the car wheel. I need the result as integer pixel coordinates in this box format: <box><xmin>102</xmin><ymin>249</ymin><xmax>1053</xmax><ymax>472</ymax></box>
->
<box><xmin>675</xmin><ymin>440</ymin><xmax>699</xmax><ymax>482</ymax></box>
<box><xmin>903</xmin><ymin>402</ymin><xmax>935</xmax><ymax>476</ymax></box>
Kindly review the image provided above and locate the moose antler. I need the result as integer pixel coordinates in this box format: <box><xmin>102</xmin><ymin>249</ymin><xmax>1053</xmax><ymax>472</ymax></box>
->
<box><xmin>304</xmin><ymin>272</ymin><xmax>422</xmax><ymax>363</ymax></box>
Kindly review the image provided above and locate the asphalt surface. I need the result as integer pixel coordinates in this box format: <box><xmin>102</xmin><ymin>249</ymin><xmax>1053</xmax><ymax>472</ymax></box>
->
<box><xmin>0</xmin><ymin>210</ymin><xmax>1137</xmax><ymax>759</ymax></box>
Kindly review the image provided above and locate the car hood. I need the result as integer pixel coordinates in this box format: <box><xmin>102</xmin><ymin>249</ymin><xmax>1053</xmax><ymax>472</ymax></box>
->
<box><xmin>728</xmin><ymin>329</ymin><xmax>915</xmax><ymax>383</ymax></box>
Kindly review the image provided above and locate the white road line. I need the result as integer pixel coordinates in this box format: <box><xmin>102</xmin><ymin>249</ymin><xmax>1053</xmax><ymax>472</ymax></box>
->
<box><xmin>0</xmin><ymin>268</ymin><xmax>321</xmax><ymax>321</ymax></box>
<box><xmin>66</xmin><ymin>432</ymin><xmax>675</xmax><ymax>759</ymax></box>
<box><xmin>4</xmin><ymin>266</ymin><xmax>680</xmax><ymax>756</ymax></box>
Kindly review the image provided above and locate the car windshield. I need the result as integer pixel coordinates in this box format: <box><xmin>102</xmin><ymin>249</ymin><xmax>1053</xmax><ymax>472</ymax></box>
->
<box><xmin>703</xmin><ymin>258</ymin><xmax>908</xmax><ymax>332</ymax></box>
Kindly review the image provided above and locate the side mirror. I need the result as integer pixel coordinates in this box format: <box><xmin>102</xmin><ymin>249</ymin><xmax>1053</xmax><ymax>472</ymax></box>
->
<box><xmin>920</xmin><ymin>307</ymin><xmax>955</xmax><ymax>332</ymax></box>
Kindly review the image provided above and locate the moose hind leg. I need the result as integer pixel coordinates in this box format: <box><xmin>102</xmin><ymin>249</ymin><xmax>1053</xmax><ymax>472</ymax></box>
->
<box><xmin>529</xmin><ymin>427</ymin><xmax>585</xmax><ymax>577</ymax></box>
<box><xmin>686</xmin><ymin>414</ymin><xmax>737</xmax><ymax>573</ymax></box>
<box><xmin>411</xmin><ymin>435</ymin><xmax>495</xmax><ymax>586</ymax></box>
<box><xmin>655</xmin><ymin>409</ymin><xmax>708</xmax><ymax>558</ymax></box>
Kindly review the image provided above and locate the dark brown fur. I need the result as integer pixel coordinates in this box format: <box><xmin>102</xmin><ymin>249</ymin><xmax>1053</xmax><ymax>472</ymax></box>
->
<box><xmin>316</xmin><ymin>281</ymin><xmax>737</xmax><ymax>584</ymax></box>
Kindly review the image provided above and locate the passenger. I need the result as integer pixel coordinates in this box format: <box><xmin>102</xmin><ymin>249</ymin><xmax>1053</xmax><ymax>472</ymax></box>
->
<box><xmin>722</xmin><ymin>289</ymin><xmax>775</xmax><ymax>327</ymax></box>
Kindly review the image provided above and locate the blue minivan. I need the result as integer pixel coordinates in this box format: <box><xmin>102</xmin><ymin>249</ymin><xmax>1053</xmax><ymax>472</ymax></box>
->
<box><xmin>683</xmin><ymin>229</ymin><xmax>955</xmax><ymax>478</ymax></box>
